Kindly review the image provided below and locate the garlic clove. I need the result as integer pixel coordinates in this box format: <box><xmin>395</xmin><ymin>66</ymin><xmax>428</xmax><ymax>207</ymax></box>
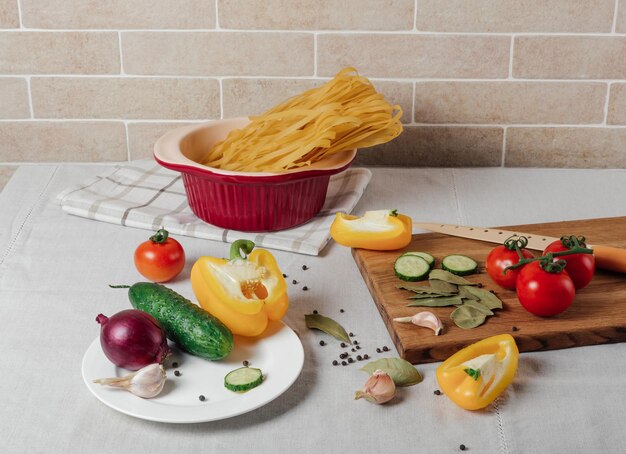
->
<box><xmin>354</xmin><ymin>369</ymin><xmax>396</xmax><ymax>404</ymax></box>
<box><xmin>394</xmin><ymin>311</ymin><xmax>443</xmax><ymax>335</ymax></box>
<box><xmin>94</xmin><ymin>363</ymin><xmax>166</xmax><ymax>399</ymax></box>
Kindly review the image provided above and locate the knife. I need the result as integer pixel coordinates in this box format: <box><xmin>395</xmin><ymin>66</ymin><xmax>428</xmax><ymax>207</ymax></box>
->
<box><xmin>412</xmin><ymin>222</ymin><xmax>626</xmax><ymax>274</ymax></box>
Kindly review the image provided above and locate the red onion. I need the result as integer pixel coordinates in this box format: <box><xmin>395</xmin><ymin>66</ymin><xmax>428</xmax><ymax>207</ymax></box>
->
<box><xmin>96</xmin><ymin>310</ymin><xmax>170</xmax><ymax>370</ymax></box>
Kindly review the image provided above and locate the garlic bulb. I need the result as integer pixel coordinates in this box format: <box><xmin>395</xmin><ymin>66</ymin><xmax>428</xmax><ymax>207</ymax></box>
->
<box><xmin>394</xmin><ymin>311</ymin><xmax>443</xmax><ymax>335</ymax></box>
<box><xmin>94</xmin><ymin>363</ymin><xmax>166</xmax><ymax>398</ymax></box>
<box><xmin>354</xmin><ymin>369</ymin><xmax>396</xmax><ymax>404</ymax></box>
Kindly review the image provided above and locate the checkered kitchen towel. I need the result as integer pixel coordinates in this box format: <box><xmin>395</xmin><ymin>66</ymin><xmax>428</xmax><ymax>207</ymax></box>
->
<box><xmin>56</xmin><ymin>160</ymin><xmax>372</xmax><ymax>256</ymax></box>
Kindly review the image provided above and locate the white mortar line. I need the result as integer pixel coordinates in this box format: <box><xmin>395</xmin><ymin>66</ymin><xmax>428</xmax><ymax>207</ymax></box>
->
<box><xmin>413</xmin><ymin>0</ymin><xmax>418</xmax><ymax>31</ymax></box>
<box><xmin>508</xmin><ymin>36</ymin><xmax>515</xmax><ymax>79</ymax></box>
<box><xmin>2</xmin><ymin>28</ymin><xmax>626</xmax><ymax>37</ymax></box>
<box><xmin>411</xmin><ymin>82</ymin><xmax>416</xmax><ymax>123</ymax></box>
<box><xmin>603</xmin><ymin>82</ymin><xmax>613</xmax><ymax>124</ymax></box>
<box><xmin>501</xmin><ymin>127</ymin><xmax>508</xmax><ymax>166</ymax></box>
<box><xmin>123</xmin><ymin>121</ymin><xmax>131</xmax><ymax>161</ymax></box>
<box><xmin>117</xmin><ymin>32</ymin><xmax>125</xmax><ymax>75</ymax></box>
<box><xmin>15</xmin><ymin>0</ymin><xmax>23</xmax><ymax>28</ymax></box>
<box><xmin>612</xmin><ymin>0</ymin><xmax>620</xmax><ymax>33</ymax></box>
<box><xmin>26</xmin><ymin>76</ymin><xmax>34</xmax><ymax>118</ymax></box>
<box><xmin>218</xmin><ymin>77</ymin><xmax>224</xmax><ymax>119</ymax></box>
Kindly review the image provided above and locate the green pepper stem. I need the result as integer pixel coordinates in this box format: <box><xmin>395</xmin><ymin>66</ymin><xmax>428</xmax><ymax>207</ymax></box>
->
<box><xmin>229</xmin><ymin>240</ymin><xmax>255</xmax><ymax>260</ymax></box>
<box><xmin>149</xmin><ymin>228</ymin><xmax>169</xmax><ymax>244</ymax></box>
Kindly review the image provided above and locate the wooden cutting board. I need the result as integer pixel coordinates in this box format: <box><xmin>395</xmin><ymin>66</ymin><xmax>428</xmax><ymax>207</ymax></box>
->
<box><xmin>352</xmin><ymin>216</ymin><xmax>626</xmax><ymax>364</ymax></box>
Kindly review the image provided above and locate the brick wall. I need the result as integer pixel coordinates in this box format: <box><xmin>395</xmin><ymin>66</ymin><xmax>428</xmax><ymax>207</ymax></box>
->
<box><xmin>0</xmin><ymin>0</ymin><xmax>625</xmax><ymax>173</ymax></box>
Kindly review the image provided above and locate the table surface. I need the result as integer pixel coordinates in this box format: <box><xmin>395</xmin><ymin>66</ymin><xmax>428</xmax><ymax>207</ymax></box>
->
<box><xmin>1</xmin><ymin>164</ymin><xmax>625</xmax><ymax>454</ymax></box>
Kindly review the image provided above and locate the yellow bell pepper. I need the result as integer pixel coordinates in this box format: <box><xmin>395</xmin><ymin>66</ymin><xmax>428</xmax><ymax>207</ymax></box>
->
<box><xmin>436</xmin><ymin>334</ymin><xmax>519</xmax><ymax>410</ymax></box>
<box><xmin>330</xmin><ymin>209</ymin><xmax>413</xmax><ymax>251</ymax></box>
<box><xmin>191</xmin><ymin>240</ymin><xmax>288</xmax><ymax>337</ymax></box>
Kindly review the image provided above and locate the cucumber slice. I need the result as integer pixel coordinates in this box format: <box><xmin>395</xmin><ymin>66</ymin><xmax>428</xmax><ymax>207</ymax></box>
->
<box><xmin>441</xmin><ymin>255</ymin><xmax>478</xmax><ymax>276</ymax></box>
<box><xmin>402</xmin><ymin>251</ymin><xmax>435</xmax><ymax>269</ymax></box>
<box><xmin>224</xmin><ymin>367</ymin><xmax>264</xmax><ymax>392</ymax></box>
<box><xmin>394</xmin><ymin>255</ymin><xmax>430</xmax><ymax>282</ymax></box>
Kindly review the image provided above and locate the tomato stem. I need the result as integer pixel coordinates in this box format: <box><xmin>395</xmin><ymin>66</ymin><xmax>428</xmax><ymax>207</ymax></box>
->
<box><xmin>149</xmin><ymin>228</ymin><xmax>169</xmax><ymax>244</ymax></box>
<box><xmin>502</xmin><ymin>235</ymin><xmax>593</xmax><ymax>274</ymax></box>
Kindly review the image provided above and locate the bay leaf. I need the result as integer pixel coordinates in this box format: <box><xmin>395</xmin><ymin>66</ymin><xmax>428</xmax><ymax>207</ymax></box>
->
<box><xmin>359</xmin><ymin>357</ymin><xmax>423</xmax><ymax>387</ymax></box>
<box><xmin>408</xmin><ymin>293</ymin><xmax>457</xmax><ymax>300</ymax></box>
<box><xmin>397</xmin><ymin>284</ymin><xmax>455</xmax><ymax>295</ymax></box>
<box><xmin>305</xmin><ymin>313</ymin><xmax>351</xmax><ymax>344</ymax></box>
<box><xmin>457</xmin><ymin>286</ymin><xmax>480</xmax><ymax>301</ymax></box>
<box><xmin>407</xmin><ymin>296</ymin><xmax>464</xmax><ymax>307</ymax></box>
<box><xmin>429</xmin><ymin>269</ymin><xmax>478</xmax><ymax>286</ymax></box>
<box><xmin>462</xmin><ymin>286</ymin><xmax>503</xmax><ymax>310</ymax></box>
<box><xmin>450</xmin><ymin>305</ymin><xmax>487</xmax><ymax>329</ymax></box>
<box><xmin>462</xmin><ymin>299</ymin><xmax>494</xmax><ymax>316</ymax></box>
<box><xmin>428</xmin><ymin>279</ymin><xmax>459</xmax><ymax>294</ymax></box>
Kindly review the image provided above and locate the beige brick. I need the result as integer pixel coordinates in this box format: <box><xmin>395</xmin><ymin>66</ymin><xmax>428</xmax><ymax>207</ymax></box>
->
<box><xmin>416</xmin><ymin>0</ymin><xmax>614</xmax><ymax>32</ymax></box>
<box><xmin>414</xmin><ymin>82</ymin><xmax>606</xmax><ymax>124</ymax></box>
<box><xmin>0</xmin><ymin>0</ymin><xmax>18</xmax><ymax>28</ymax></box>
<box><xmin>618</xmin><ymin>0</ymin><xmax>626</xmax><ymax>33</ymax></box>
<box><xmin>31</xmin><ymin>78</ymin><xmax>220</xmax><ymax>120</ymax></box>
<box><xmin>222</xmin><ymin>78</ymin><xmax>413</xmax><ymax>123</ymax></box>
<box><xmin>514</xmin><ymin>37</ymin><xmax>626</xmax><ymax>79</ymax></box>
<box><xmin>127</xmin><ymin>122</ymin><xmax>200</xmax><ymax>160</ymax></box>
<box><xmin>354</xmin><ymin>126</ymin><xmax>503</xmax><ymax>167</ymax></box>
<box><xmin>219</xmin><ymin>0</ymin><xmax>413</xmax><ymax>30</ymax></box>
<box><xmin>318</xmin><ymin>34</ymin><xmax>509</xmax><ymax>79</ymax></box>
<box><xmin>0</xmin><ymin>165</ymin><xmax>17</xmax><ymax>191</ymax></box>
<box><xmin>123</xmin><ymin>32</ymin><xmax>313</xmax><ymax>76</ymax></box>
<box><xmin>0</xmin><ymin>32</ymin><xmax>119</xmax><ymax>74</ymax></box>
<box><xmin>506</xmin><ymin>127</ymin><xmax>626</xmax><ymax>168</ymax></box>
<box><xmin>21</xmin><ymin>0</ymin><xmax>215</xmax><ymax>29</ymax></box>
<box><xmin>608</xmin><ymin>84</ymin><xmax>626</xmax><ymax>125</ymax></box>
<box><xmin>0</xmin><ymin>78</ymin><xmax>30</xmax><ymax>119</ymax></box>
<box><xmin>0</xmin><ymin>122</ymin><xmax>127</xmax><ymax>162</ymax></box>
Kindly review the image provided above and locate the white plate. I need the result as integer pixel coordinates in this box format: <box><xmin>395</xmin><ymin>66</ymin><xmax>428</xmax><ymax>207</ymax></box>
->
<box><xmin>82</xmin><ymin>321</ymin><xmax>304</xmax><ymax>423</ymax></box>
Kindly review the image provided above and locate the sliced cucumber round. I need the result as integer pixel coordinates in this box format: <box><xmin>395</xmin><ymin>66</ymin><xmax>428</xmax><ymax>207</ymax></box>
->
<box><xmin>441</xmin><ymin>255</ymin><xmax>478</xmax><ymax>276</ymax></box>
<box><xmin>402</xmin><ymin>251</ymin><xmax>435</xmax><ymax>269</ymax></box>
<box><xmin>394</xmin><ymin>255</ymin><xmax>430</xmax><ymax>282</ymax></box>
<box><xmin>224</xmin><ymin>367</ymin><xmax>263</xmax><ymax>392</ymax></box>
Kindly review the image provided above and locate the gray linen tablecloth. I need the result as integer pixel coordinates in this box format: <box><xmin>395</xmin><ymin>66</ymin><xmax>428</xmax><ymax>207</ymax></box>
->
<box><xmin>1</xmin><ymin>165</ymin><xmax>625</xmax><ymax>453</ymax></box>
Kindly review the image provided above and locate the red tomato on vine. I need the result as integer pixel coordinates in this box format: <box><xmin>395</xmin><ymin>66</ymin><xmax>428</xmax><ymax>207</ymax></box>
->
<box><xmin>543</xmin><ymin>236</ymin><xmax>595</xmax><ymax>290</ymax></box>
<box><xmin>486</xmin><ymin>237</ymin><xmax>534</xmax><ymax>290</ymax></box>
<box><xmin>516</xmin><ymin>260</ymin><xmax>575</xmax><ymax>317</ymax></box>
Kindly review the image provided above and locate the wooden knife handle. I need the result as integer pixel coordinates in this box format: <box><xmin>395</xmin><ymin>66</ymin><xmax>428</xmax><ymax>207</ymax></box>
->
<box><xmin>593</xmin><ymin>245</ymin><xmax>626</xmax><ymax>274</ymax></box>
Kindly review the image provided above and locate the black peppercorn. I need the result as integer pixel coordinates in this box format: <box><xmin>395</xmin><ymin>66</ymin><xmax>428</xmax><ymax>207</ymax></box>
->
<box><xmin>172</xmin><ymin>362</ymin><xmax>179</xmax><ymax>368</ymax></box>
<box><xmin>332</xmin><ymin>360</ymin><xmax>338</xmax><ymax>366</ymax></box>
<box><xmin>382</xmin><ymin>346</ymin><xmax>389</xmax><ymax>352</ymax></box>
<box><xmin>341</xmin><ymin>342</ymin><xmax>347</xmax><ymax>348</ymax></box>
<box><xmin>351</xmin><ymin>348</ymin><xmax>356</xmax><ymax>352</ymax></box>
<box><xmin>340</xmin><ymin>309</ymin><xmax>345</xmax><ymax>313</ymax></box>
<box><xmin>354</xmin><ymin>340</ymin><xmax>359</xmax><ymax>345</ymax></box>
<box><xmin>459</xmin><ymin>444</ymin><xmax>467</xmax><ymax>451</ymax></box>
<box><xmin>243</xmin><ymin>360</ymin><xmax>250</xmax><ymax>367</ymax></box>
<box><xmin>349</xmin><ymin>332</ymin><xmax>354</xmax><ymax>337</ymax></box>
<box><xmin>302</xmin><ymin>286</ymin><xmax>309</xmax><ymax>291</ymax></box>
<box><xmin>282</xmin><ymin>273</ymin><xmax>287</xmax><ymax>278</ymax></box>
<box><xmin>356</xmin><ymin>345</ymin><xmax>361</xmax><ymax>350</ymax></box>
<box><xmin>319</xmin><ymin>340</ymin><xmax>326</xmax><ymax>346</ymax></box>
<box><xmin>313</xmin><ymin>310</ymin><xmax>318</xmax><ymax>314</ymax></box>
<box><xmin>434</xmin><ymin>390</ymin><xmax>441</xmax><ymax>396</ymax></box>
<box><xmin>348</xmin><ymin>358</ymin><xmax>354</xmax><ymax>363</ymax></box>
<box><xmin>512</xmin><ymin>326</ymin><xmax>519</xmax><ymax>332</ymax></box>
<box><xmin>174</xmin><ymin>370</ymin><xmax>181</xmax><ymax>377</ymax></box>
<box><xmin>341</xmin><ymin>361</ymin><xmax>347</xmax><ymax>366</ymax></box>
<box><xmin>340</xmin><ymin>353</ymin><xmax>347</xmax><ymax>359</ymax></box>
<box><xmin>292</xmin><ymin>280</ymin><xmax>298</xmax><ymax>285</ymax></box>
<box><xmin>376</xmin><ymin>348</ymin><xmax>381</xmax><ymax>353</ymax></box>
<box><xmin>356</xmin><ymin>355</ymin><xmax>363</xmax><ymax>361</ymax></box>
<box><xmin>199</xmin><ymin>395</ymin><xmax>206</xmax><ymax>402</ymax></box>
<box><xmin>302</xmin><ymin>265</ymin><xmax>308</xmax><ymax>270</ymax></box>
<box><xmin>363</xmin><ymin>354</ymin><xmax>369</xmax><ymax>360</ymax></box>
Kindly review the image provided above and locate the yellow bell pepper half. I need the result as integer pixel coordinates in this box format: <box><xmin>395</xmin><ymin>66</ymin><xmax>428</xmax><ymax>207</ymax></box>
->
<box><xmin>191</xmin><ymin>240</ymin><xmax>289</xmax><ymax>337</ymax></box>
<box><xmin>436</xmin><ymin>334</ymin><xmax>519</xmax><ymax>411</ymax></box>
<box><xmin>330</xmin><ymin>209</ymin><xmax>413</xmax><ymax>251</ymax></box>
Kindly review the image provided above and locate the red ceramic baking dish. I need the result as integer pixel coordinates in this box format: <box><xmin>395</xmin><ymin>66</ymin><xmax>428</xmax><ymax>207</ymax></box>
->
<box><xmin>153</xmin><ymin>118</ymin><xmax>357</xmax><ymax>232</ymax></box>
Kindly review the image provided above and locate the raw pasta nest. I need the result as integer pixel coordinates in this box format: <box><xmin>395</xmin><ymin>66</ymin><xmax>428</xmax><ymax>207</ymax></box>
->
<box><xmin>201</xmin><ymin>68</ymin><xmax>403</xmax><ymax>172</ymax></box>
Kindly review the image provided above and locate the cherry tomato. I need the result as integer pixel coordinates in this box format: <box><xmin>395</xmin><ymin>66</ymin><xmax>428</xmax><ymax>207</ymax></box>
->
<box><xmin>515</xmin><ymin>261</ymin><xmax>575</xmax><ymax>317</ymax></box>
<box><xmin>544</xmin><ymin>240</ymin><xmax>595</xmax><ymax>290</ymax></box>
<box><xmin>134</xmin><ymin>229</ymin><xmax>185</xmax><ymax>283</ymax></box>
<box><xmin>486</xmin><ymin>245</ymin><xmax>534</xmax><ymax>290</ymax></box>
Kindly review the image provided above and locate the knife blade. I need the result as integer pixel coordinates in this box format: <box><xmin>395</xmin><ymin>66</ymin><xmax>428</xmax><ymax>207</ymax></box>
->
<box><xmin>412</xmin><ymin>222</ymin><xmax>626</xmax><ymax>274</ymax></box>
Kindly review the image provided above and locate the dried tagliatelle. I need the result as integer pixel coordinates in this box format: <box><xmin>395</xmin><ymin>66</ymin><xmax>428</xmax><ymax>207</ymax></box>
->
<box><xmin>201</xmin><ymin>67</ymin><xmax>403</xmax><ymax>172</ymax></box>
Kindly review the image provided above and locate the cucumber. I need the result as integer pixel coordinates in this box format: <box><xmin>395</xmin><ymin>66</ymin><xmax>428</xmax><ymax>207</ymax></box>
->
<box><xmin>126</xmin><ymin>282</ymin><xmax>233</xmax><ymax>361</ymax></box>
<box><xmin>224</xmin><ymin>367</ymin><xmax>264</xmax><ymax>392</ymax></box>
<box><xmin>441</xmin><ymin>255</ymin><xmax>478</xmax><ymax>276</ymax></box>
<box><xmin>402</xmin><ymin>251</ymin><xmax>435</xmax><ymax>269</ymax></box>
<box><xmin>394</xmin><ymin>255</ymin><xmax>430</xmax><ymax>282</ymax></box>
